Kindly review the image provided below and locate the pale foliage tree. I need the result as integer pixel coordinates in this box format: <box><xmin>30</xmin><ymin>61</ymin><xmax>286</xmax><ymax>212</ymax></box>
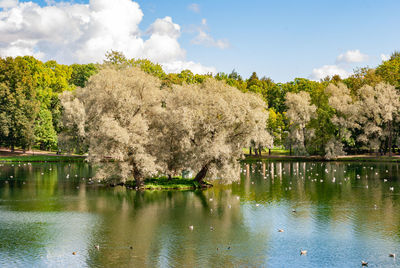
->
<box><xmin>150</xmin><ymin>79</ymin><xmax>273</xmax><ymax>183</ymax></box>
<box><xmin>355</xmin><ymin>82</ymin><xmax>400</xmax><ymax>155</ymax></box>
<box><xmin>59</xmin><ymin>92</ymin><xmax>87</xmax><ymax>153</ymax></box>
<box><xmin>324</xmin><ymin>83</ymin><xmax>359</xmax><ymax>158</ymax></box>
<box><xmin>60</xmin><ymin>67</ymin><xmax>163</xmax><ymax>184</ymax></box>
<box><xmin>61</xmin><ymin>68</ymin><xmax>273</xmax><ymax>185</ymax></box>
<box><xmin>324</xmin><ymin>139</ymin><xmax>345</xmax><ymax>159</ymax></box>
<box><xmin>285</xmin><ymin>91</ymin><xmax>316</xmax><ymax>155</ymax></box>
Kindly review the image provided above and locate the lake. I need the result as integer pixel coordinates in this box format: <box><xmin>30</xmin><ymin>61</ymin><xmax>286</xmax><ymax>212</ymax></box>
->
<box><xmin>0</xmin><ymin>161</ymin><xmax>400</xmax><ymax>267</ymax></box>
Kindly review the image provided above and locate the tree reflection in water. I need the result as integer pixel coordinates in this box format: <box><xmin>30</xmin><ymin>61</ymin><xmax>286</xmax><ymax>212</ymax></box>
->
<box><xmin>0</xmin><ymin>161</ymin><xmax>400</xmax><ymax>267</ymax></box>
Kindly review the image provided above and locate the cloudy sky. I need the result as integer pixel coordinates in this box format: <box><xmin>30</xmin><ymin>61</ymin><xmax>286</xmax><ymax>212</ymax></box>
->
<box><xmin>0</xmin><ymin>0</ymin><xmax>398</xmax><ymax>81</ymax></box>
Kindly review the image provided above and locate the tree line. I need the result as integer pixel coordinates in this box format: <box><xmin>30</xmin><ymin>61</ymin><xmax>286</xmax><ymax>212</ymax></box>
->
<box><xmin>0</xmin><ymin>56</ymin><xmax>97</xmax><ymax>151</ymax></box>
<box><xmin>1</xmin><ymin>50</ymin><xmax>400</xmax><ymax>160</ymax></box>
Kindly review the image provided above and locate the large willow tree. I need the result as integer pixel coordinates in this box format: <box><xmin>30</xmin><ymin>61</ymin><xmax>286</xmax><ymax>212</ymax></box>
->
<box><xmin>150</xmin><ymin>79</ymin><xmax>273</xmax><ymax>183</ymax></box>
<box><xmin>60</xmin><ymin>67</ymin><xmax>162</xmax><ymax>185</ymax></box>
<box><xmin>285</xmin><ymin>91</ymin><xmax>316</xmax><ymax>155</ymax></box>
<box><xmin>355</xmin><ymin>82</ymin><xmax>400</xmax><ymax>155</ymax></box>
<box><xmin>60</xmin><ymin>67</ymin><xmax>272</xmax><ymax>185</ymax></box>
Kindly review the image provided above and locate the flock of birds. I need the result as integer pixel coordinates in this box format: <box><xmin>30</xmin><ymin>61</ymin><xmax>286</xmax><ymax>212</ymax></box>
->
<box><xmin>239</xmin><ymin>162</ymin><xmax>399</xmax><ymax>266</ymax></box>
<box><xmin>0</xmin><ymin>162</ymin><xmax>101</xmax><ymax>189</ymax></box>
<box><xmin>241</xmin><ymin>162</ymin><xmax>396</xmax><ymax>195</ymax></box>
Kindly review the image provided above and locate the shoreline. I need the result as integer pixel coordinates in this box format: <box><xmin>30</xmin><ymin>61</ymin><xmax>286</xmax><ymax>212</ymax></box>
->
<box><xmin>0</xmin><ymin>148</ymin><xmax>86</xmax><ymax>162</ymax></box>
<box><xmin>244</xmin><ymin>154</ymin><xmax>400</xmax><ymax>162</ymax></box>
<box><xmin>2</xmin><ymin>149</ymin><xmax>400</xmax><ymax>163</ymax></box>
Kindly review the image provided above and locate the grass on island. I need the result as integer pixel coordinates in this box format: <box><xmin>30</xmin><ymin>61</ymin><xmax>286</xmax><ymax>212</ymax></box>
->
<box><xmin>124</xmin><ymin>177</ymin><xmax>211</xmax><ymax>190</ymax></box>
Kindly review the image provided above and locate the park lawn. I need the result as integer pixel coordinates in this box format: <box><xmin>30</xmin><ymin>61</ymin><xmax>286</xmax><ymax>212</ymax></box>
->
<box><xmin>242</xmin><ymin>148</ymin><xmax>290</xmax><ymax>156</ymax></box>
<box><xmin>0</xmin><ymin>154</ymin><xmax>86</xmax><ymax>162</ymax></box>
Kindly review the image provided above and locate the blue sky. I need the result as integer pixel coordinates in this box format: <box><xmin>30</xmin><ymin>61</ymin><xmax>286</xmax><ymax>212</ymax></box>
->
<box><xmin>1</xmin><ymin>0</ymin><xmax>399</xmax><ymax>81</ymax></box>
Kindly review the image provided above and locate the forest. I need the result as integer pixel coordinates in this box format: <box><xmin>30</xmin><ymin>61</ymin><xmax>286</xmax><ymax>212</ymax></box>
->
<box><xmin>1</xmin><ymin>50</ymin><xmax>400</xmax><ymax>162</ymax></box>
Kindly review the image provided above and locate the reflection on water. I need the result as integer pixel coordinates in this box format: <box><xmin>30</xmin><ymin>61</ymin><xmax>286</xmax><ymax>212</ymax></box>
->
<box><xmin>0</xmin><ymin>161</ymin><xmax>400</xmax><ymax>267</ymax></box>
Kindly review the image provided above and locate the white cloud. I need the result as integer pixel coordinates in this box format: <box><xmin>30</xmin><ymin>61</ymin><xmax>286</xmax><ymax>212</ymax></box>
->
<box><xmin>0</xmin><ymin>39</ymin><xmax>45</xmax><ymax>59</ymax></box>
<box><xmin>380</xmin><ymin>53</ymin><xmax>390</xmax><ymax>61</ymax></box>
<box><xmin>192</xmin><ymin>30</ymin><xmax>229</xmax><ymax>49</ymax></box>
<box><xmin>310</xmin><ymin>65</ymin><xmax>351</xmax><ymax>80</ymax></box>
<box><xmin>162</xmin><ymin>60</ymin><xmax>216</xmax><ymax>74</ymax></box>
<box><xmin>0</xmin><ymin>0</ymin><xmax>18</xmax><ymax>9</ymax></box>
<box><xmin>188</xmin><ymin>3</ymin><xmax>200</xmax><ymax>13</ymax></box>
<box><xmin>190</xmin><ymin>18</ymin><xmax>229</xmax><ymax>50</ymax></box>
<box><xmin>0</xmin><ymin>0</ymin><xmax>215</xmax><ymax>74</ymax></box>
<box><xmin>336</xmin><ymin>49</ymin><xmax>368</xmax><ymax>63</ymax></box>
<box><xmin>143</xmin><ymin>17</ymin><xmax>185</xmax><ymax>63</ymax></box>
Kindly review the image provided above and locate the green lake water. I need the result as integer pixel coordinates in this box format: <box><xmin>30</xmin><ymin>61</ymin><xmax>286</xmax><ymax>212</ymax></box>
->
<box><xmin>1</xmin><ymin>161</ymin><xmax>400</xmax><ymax>267</ymax></box>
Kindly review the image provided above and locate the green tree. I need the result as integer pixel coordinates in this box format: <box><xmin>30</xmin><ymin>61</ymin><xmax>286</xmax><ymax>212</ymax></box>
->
<box><xmin>104</xmin><ymin>50</ymin><xmax>128</xmax><ymax>65</ymax></box>
<box><xmin>343</xmin><ymin>67</ymin><xmax>382</xmax><ymax>94</ymax></box>
<box><xmin>69</xmin><ymin>63</ymin><xmax>98</xmax><ymax>88</ymax></box>
<box><xmin>376</xmin><ymin>52</ymin><xmax>400</xmax><ymax>89</ymax></box>
<box><xmin>131</xmin><ymin>59</ymin><xmax>166</xmax><ymax>80</ymax></box>
<box><xmin>0</xmin><ymin>57</ymin><xmax>40</xmax><ymax>151</ymax></box>
<box><xmin>267</xmin><ymin>109</ymin><xmax>287</xmax><ymax>148</ymax></box>
<box><xmin>34</xmin><ymin>106</ymin><xmax>58</xmax><ymax>150</ymax></box>
<box><xmin>178</xmin><ymin>69</ymin><xmax>195</xmax><ymax>84</ymax></box>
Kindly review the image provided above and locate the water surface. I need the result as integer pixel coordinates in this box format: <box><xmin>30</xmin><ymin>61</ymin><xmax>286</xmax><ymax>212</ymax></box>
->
<box><xmin>0</xmin><ymin>161</ymin><xmax>400</xmax><ymax>267</ymax></box>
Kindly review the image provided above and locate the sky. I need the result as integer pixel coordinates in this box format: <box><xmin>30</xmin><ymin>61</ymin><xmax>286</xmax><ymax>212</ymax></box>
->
<box><xmin>0</xmin><ymin>0</ymin><xmax>399</xmax><ymax>82</ymax></box>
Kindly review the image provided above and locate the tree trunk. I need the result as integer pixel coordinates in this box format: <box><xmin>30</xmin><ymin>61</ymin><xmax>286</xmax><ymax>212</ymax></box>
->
<box><xmin>11</xmin><ymin>144</ymin><xmax>14</xmax><ymax>152</ymax></box>
<box><xmin>249</xmin><ymin>147</ymin><xmax>252</xmax><ymax>156</ymax></box>
<box><xmin>133</xmin><ymin>165</ymin><xmax>144</xmax><ymax>187</ymax></box>
<box><xmin>269</xmin><ymin>148</ymin><xmax>271</xmax><ymax>155</ymax></box>
<box><xmin>259</xmin><ymin>148</ymin><xmax>262</xmax><ymax>156</ymax></box>
<box><xmin>389</xmin><ymin>121</ymin><xmax>393</xmax><ymax>157</ymax></box>
<box><xmin>194</xmin><ymin>163</ymin><xmax>210</xmax><ymax>184</ymax></box>
<box><xmin>135</xmin><ymin>177</ymin><xmax>143</xmax><ymax>187</ymax></box>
